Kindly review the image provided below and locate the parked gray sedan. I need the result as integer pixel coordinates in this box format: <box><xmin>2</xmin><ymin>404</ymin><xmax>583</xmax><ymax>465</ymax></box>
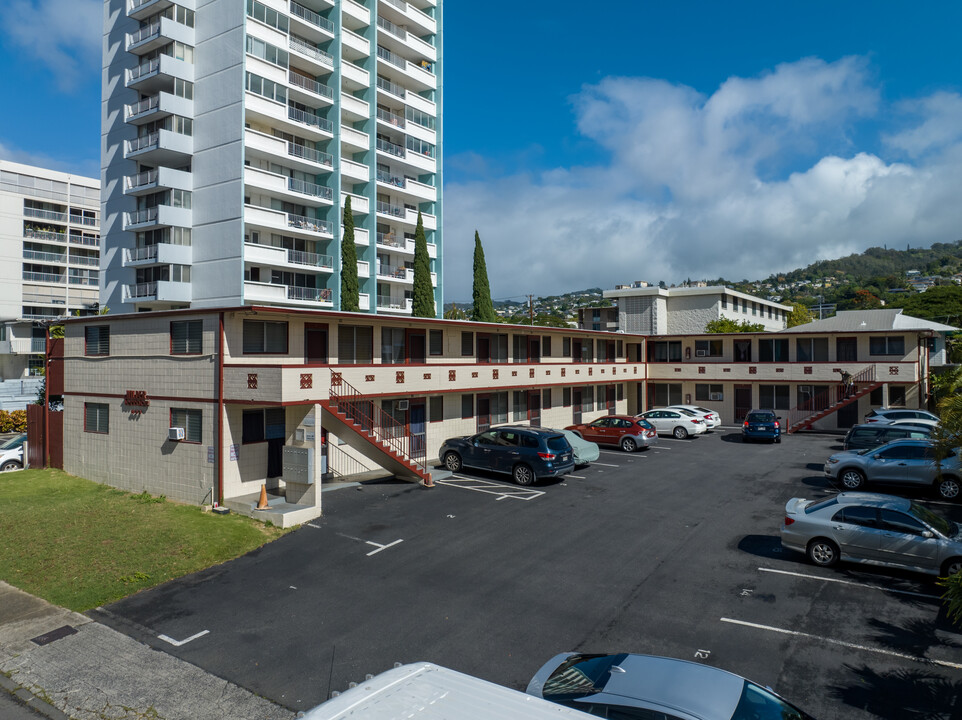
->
<box><xmin>824</xmin><ymin>438</ymin><xmax>961</xmax><ymax>500</ymax></box>
<box><xmin>781</xmin><ymin>492</ymin><xmax>962</xmax><ymax>577</ymax></box>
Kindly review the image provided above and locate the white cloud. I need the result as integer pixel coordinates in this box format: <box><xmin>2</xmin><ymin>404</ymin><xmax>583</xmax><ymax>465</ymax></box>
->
<box><xmin>883</xmin><ymin>92</ymin><xmax>962</xmax><ymax>158</ymax></box>
<box><xmin>0</xmin><ymin>140</ymin><xmax>99</xmax><ymax>179</ymax></box>
<box><xmin>0</xmin><ymin>0</ymin><xmax>101</xmax><ymax>90</ymax></box>
<box><xmin>443</xmin><ymin>58</ymin><xmax>962</xmax><ymax>301</ymax></box>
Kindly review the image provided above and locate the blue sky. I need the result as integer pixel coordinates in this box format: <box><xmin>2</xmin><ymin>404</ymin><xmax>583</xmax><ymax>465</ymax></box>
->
<box><xmin>2</xmin><ymin>1</ymin><xmax>961</xmax><ymax>301</ymax></box>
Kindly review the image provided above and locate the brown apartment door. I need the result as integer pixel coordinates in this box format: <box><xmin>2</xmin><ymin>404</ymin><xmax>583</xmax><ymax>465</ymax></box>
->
<box><xmin>572</xmin><ymin>389</ymin><xmax>583</xmax><ymax>424</ymax></box>
<box><xmin>305</xmin><ymin>324</ymin><xmax>328</xmax><ymax>363</ymax></box>
<box><xmin>528</xmin><ymin>391</ymin><xmax>541</xmax><ymax>426</ymax></box>
<box><xmin>477</xmin><ymin>395</ymin><xmax>491</xmax><ymax>432</ymax></box>
<box><xmin>406</xmin><ymin>330</ymin><xmax>426</xmax><ymax>363</ymax></box>
<box><xmin>836</xmin><ymin>337</ymin><xmax>858</xmax><ymax>362</ymax></box>
<box><xmin>734</xmin><ymin>385</ymin><xmax>752</xmax><ymax>421</ymax></box>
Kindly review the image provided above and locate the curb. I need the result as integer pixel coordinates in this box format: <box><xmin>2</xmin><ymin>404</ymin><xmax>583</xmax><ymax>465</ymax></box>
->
<box><xmin>0</xmin><ymin>674</ymin><xmax>70</xmax><ymax>720</ymax></box>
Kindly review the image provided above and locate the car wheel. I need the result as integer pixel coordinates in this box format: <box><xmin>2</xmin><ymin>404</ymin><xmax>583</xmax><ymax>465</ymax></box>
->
<box><xmin>937</xmin><ymin>477</ymin><xmax>961</xmax><ymax>501</ymax></box>
<box><xmin>839</xmin><ymin>468</ymin><xmax>865</xmax><ymax>490</ymax></box>
<box><xmin>673</xmin><ymin>426</ymin><xmax>688</xmax><ymax>440</ymax></box>
<box><xmin>0</xmin><ymin>461</ymin><xmax>21</xmax><ymax>472</ymax></box>
<box><xmin>443</xmin><ymin>452</ymin><xmax>462</xmax><ymax>472</ymax></box>
<box><xmin>807</xmin><ymin>538</ymin><xmax>839</xmax><ymax>567</ymax></box>
<box><xmin>512</xmin><ymin>463</ymin><xmax>535</xmax><ymax>486</ymax></box>
<box><xmin>775</xmin><ymin>436</ymin><xmax>781</xmax><ymax>444</ymax></box>
<box><xmin>620</xmin><ymin>437</ymin><xmax>637</xmax><ymax>453</ymax></box>
<box><xmin>942</xmin><ymin>558</ymin><xmax>962</xmax><ymax>577</ymax></box>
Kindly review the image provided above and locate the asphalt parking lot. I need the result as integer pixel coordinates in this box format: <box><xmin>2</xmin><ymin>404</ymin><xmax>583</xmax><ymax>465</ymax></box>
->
<box><xmin>92</xmin><ymin>429</ymin><xmax>962</xmax><ymax>718</ymax></box>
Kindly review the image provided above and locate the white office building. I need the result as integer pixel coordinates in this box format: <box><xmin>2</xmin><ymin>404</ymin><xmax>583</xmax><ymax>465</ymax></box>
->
<box><xmin>101</xmin><ymin>0</ymin><xmax>442</xmax><ymax>315</ymax></box>
<box><xmin>0</xmin><ymin>161</ymin><xmax>100</xmax><ymax>400</ymax></box>
<box><xmin>604</xmin><ymin>284</ymin><xmax>791</xmax><ymax>335</ymax></box>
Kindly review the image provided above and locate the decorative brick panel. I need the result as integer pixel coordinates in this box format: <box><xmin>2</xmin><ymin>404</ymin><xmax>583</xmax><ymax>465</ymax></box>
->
<box><xmin>674</xmin><ymin>368</ymin><xmax>681</xmax><ymax>372</ymax></box>
<box><xmin>247</xmin><ymin>373</ymin><xmax>258</xmax><ymax>389</ymax></box>
<box><xmin>472</xmin><ymin>371</ymin><xmax>479</xmax><ymax>378</ymax></box>
<box><xmin>698</xmin><ymin>366</ymin><xmax>706</xmax><ymax>374</ymax></box>
<box><xmin>396</xmin><ymin>371</ymin><xmax>404</xmax><ymax>384</ymax></box>
<box><xmin>589</xmin><ymin>368</ymin><xmax>593</xmax><ymax>376</ymax></box>
<box><xmin>723</xmin><ymin>368</ymin><xmax>731</xmax><ymax>373</ymax></box>
<box><xmin>365</xmin><ymin>374</ymin><xmax>375</xmax><ymax>382</ymax></box>
<box><xmin>449</xmin><ymin>370</ymin><xmax>456</xmax><ymax>381</ymax></box>
<box><xmin>423</xmin><ymin>373</ymin><xmax>431</xmax><ymax>380</ymax></box>
<box><xmin>804</xmin><ymin>366</ymin><xmax>813</xmax><ymax>375</ymax></box>
<box><xmin>889</xmin><ymin>366</ymin><xmax>900</xmax><ymax>375</ymax></box>
<box><xmin>748</xmin><ymin>367</ymin><xmax>757</xmax><ymax>375</ymax></box>
<box><xmin>511</xmin><ymin>371</ymin><xmax>517</xmax><ymax>377</ymax></box>
<box><xmin>545</xmin><ymin>370</ymin><xmax>551</xmax><ymax>376</ymax></box>
<box><xmin>561</xmin><ymin>368</ymin><xmax>566</xmax><ymax>377</ymax></box>
<box><xmin>331</xmin><ymin>372</ymin><xmax>342</xmax><ymax>387</ymax></box>
<box><xmin>300</xmin><ymin>373</ymin><xmax>312</xmax><ymax>389</ymax></box>
<box><xmin>775</xmin><ymin>368</ymin><xmax>784</xmax><ymax>373</ymax></box>
<box><xmin>529</xmin><ymin>368</ymin><xmax>535</xmax><ymax>378</ymax></box>
<box><xmin>493</xmin><ymin>369</ymin><xmax>499</xmax><ymax>379</ymax></box>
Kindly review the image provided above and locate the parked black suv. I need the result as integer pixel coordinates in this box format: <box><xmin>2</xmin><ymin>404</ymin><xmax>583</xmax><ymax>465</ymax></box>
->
<box><xmin>439</xmin><ymin>426</ymin><xmax>574</xmax><ymax>485</ymax></box>
<box><xmin>843</xmin><ymin>422</ymin><xmax>933</xmax><ymax>451</ymax></box>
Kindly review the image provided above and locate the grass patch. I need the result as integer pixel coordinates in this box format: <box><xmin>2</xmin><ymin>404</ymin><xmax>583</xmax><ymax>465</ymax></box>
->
<box><xmin>0</xmin><ymin>469</ymin><xmax>289</xmax><ymax>611</ymax></box>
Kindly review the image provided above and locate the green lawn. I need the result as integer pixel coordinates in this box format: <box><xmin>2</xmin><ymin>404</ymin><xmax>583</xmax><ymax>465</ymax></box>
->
<box><xmin>0</xmin><ymin>469</ymin><xmax>289</xmax><ymax>611</ymax></box>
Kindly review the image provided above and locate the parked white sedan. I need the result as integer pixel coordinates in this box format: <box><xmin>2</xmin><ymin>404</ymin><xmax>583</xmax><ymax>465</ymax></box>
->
<box><xmin>666</xmin><ymin>404</ymin><xmax>721</xmax><ymax>430</ymax></box>
<box><xmin>636</xmin><ymin>408</ymin><xmax>707</xmax><ymax>439</ymax></box>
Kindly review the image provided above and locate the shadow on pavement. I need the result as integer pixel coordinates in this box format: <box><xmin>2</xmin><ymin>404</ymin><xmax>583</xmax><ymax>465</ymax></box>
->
<box><xmin>831</xmin><ymin>664</ymin><xmax>962</xmax><ymax>719</ymax></box>
<box><xmin>736</xmin><ymin>534</ymin><xmax>788</xmax><ymax>561</ymax></box>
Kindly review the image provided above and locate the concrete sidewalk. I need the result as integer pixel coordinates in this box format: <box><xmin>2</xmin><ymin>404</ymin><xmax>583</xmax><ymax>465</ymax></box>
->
<box><xmin>0</xmin><ymin>582</ymin><xmax>295</xmax><ymax>720</ymax></box>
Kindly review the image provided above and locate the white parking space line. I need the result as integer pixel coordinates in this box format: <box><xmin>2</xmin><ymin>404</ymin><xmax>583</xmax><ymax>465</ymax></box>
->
<box><xmin>366</xmin><ymin>539</ymin><xmax>403</xmax><ymax>556</ymax></box>
<box><xmin>591</xmin><ymin>462</ymin><xmax>620</xmax><ymax>467</ymax></box>
<box><xmin>720</xmin><ymin>617</ymin><xmax>962</xmax><ymax>670</ymax></box>
<box><xmin>758</xmin><ymin>567</ymin><xmax>940</xmax><ymax>599</ymax></box>
<box><xmin>567</xmin><ymin>475</ymin><xmax>586</xmax><ymax>479</ymax></box>
<box><xmin>158</xmin><ymin>630</ymin><xmax>209</xmax><ymax>647</ymax></box>
<box><xmin>436</xmin><ymin>475</ymin><xmax>545</xmax><ymax>501</ymax></box>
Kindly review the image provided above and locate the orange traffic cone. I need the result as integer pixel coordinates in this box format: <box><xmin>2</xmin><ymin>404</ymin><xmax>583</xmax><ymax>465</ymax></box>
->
<box><xmin>256</xmin><ymin>484</ymin><xmax>269</xmax><ymax>510</ymax></box>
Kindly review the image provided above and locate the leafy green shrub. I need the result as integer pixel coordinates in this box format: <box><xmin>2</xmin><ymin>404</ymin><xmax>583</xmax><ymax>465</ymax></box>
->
<box><xmin>0</xmin><ymin>410</ymin><xmax>27</xmax><ymax>433</ymax></box>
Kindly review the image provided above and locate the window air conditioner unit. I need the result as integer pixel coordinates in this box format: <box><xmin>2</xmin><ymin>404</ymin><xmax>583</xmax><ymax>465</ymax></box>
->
<box><xmin>799</xmin><ymin>385</ymin><xmax>812</xmax><ymax>393</ymax></box>
<box><xmin>710</xmin><ymin>393</ymin><xmax>723</xmax><ymax>401</ymax></box>
<box><xmin>396</xmin><ymin>400</ymin><xmax>409</xmax><ymax>411</ymax></box>
<box><xmin>696</xmin><ymin>350</ymin><xmax>707</xmax><ymax>357</ymax></box>
<box><xmin>168</xmin><ymin>427</ymin><xmax>185</xmax><ymax>441</ymax></box>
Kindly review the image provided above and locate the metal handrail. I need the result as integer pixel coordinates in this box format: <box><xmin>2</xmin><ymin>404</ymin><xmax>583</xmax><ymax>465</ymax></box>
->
<box><xmin>288</xmin><ymin>106</ymin><xmax>334</xmax><ymax>132</ymax></box>
<box><xmin>125</xmin><ymin>281</ymin><xmax>157</xmax><ymax>298</ymax></box>
<box><xmin>128</xmin><ymin>57</ymin><xmax>160</xmax><ymax>82</ymax></box>
<box><xmin>288</xmin><ymin>142</ymin><xmax>333</xmax><ymax>166</ymax></box>
<box><xmin>376</xmin><ymin>106</ymin><xmax>405</xmax><ymax>128</ymax></box>
<box><xmin>376</xmin><ymin>75</ymin><xmax>406</xmax><ymax>98</ymax></box>
<box><xmin>70</xmin><ymin>255</ymin><xmax>101</xmax><ymax>266</ymax></box>
<box><xmin>125</xmin><ymin>169</ymin><xmax>158</xmax><ymax>189</ymax></box>
<box><xmin>329</xmin><ymin>372</ymin><xmax>427</xmax><ymax>473</ymax></box>
<box><xmin>786</xmin><ymin>365</ymin><xmax>878</xmax><ymax>432</ymax></box>
<box><xmin>287</xmin><ymin>213</ymin><xmax>333</xmax><ymax>234</ymax></box>
<box><xmin>288</xmin><ymin>249</ymin><xmax>333</xmax><ymax>268</ymax></box>
<box><xmin>126</xmin><ymin>132</ymin><xmax>160</xmax><ymax>153</ymax></box>
<box><xmin>289</xmin><ymin>35</ymin><xmax>334</xmax><ymax>66</ymax></box>
<box><xmin>376</xmin><ymin>137</ymin><xmax>405</xmax><ymax>157</ymax></box>
<box><xmin>125</xmin><ymin>207</ymin><xmax>159</xmax><ymax>225</ymax></box>
<box><xmin>377</xmin><ymin>294</ymin><xmax>410</xmax><ymax>309</ymax></box>
<box><xmin>288</xmin><ymin>286</ymin><xmax>332</xmax><ymax>302</ymax></box>
<box><xmin>376</xmin><ymin>200</ymin><xmax>405</xmax><ymax>217</ymax></box>
<box><xmin>376</xmin><ymin>232</ymin><xmax>404</xmax><ymax>248</ymax></box>
<box><xmin>325</xmin><ymin>441</ymin><xmax>369</xmax><ymax>481</ymax></box>
<box><xmin>289</xmin><ymin>71</ymin><xmax>334</xmax><ymax>100</ymax></box>
<box><xmin>376</xmin><ymin>169</ymin><xmax>405</xmax><ymax>188</ymax></box>
<box><xmin>125</xmin><ymin>246</ymin><xmax>159</xmax><ymax>262</ymax></box>
<box><xmin>69</xmin><ymin>233</ymin><xmax>101</xmax><ymax>247</ymax></box>
<box><xmin>288</xmin><ymin>177</ymin><xmax>333</xmax><ymax>200</ymax></box>
<box><xmin>376</xmin><ymin>15</ymin><xmax>405</xmax><ymax>40</ymax></box>
<box><xmin>127</xmin><ymin>21</ymin><xmax>161</xmax><ymax>47</ymax></box>
<box><xmin>376</xmin><ymin>45</ymin><xmax>405</xmax><ymax>69</ymax></box>
<box><xmin>23</xmin><ymin>272</ymin><xmax>66</xmax><ymax>284</ymax></box>
<box><xmin>24</xmin><ymin>208</ymin><xmax>68</xmax><ymax>223</ymax></box>
<box><xmin>290</xmin><ymin>1</ymin><xmax>334</xmax><ymax>32</ymax></box>
<box><xmin>24</xmin><ymin>228</ymin><xmax>67</xmax><ymax>242</ymax></box>
<box><xmin>125</xmin><ymin>95</ymin><xmax>159</xmax><ymax>117</ymax></box>
<box><xmin>23</xmin><ymin>250</ymin><xmax>66</xmax><ymax>263</ymax></box>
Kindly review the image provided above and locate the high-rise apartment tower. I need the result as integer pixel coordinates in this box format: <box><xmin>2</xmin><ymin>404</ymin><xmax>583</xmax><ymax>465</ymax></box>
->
<box><xmin>101</xmin><ymin>0</ymin><xmax>442</xmax><ymax>314</ymax></box>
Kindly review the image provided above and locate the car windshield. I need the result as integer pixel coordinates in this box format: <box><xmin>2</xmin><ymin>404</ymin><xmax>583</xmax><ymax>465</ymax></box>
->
<box><xmin>910</xmin><ymin>502</ymin><xmax>955</xmax><ymax>537</ymax></box>
<box><xmin>0</xmin><ymin>435</ymin><xmax>25</xmax><ymax>451</ymax></box>
<box><xmin>730</xmin><ymin>682</ymin><xmax>814</xmax><ymax>720</ymax></box>
<box><xmin>542</xmin><ymin>654</ymin><xmax>629</xmax><ymax>701</ymax></box>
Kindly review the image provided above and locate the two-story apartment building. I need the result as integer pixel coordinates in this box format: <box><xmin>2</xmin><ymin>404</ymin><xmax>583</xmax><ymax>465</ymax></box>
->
<box><xmin>55</xmin><ymin>308</ymin><xmax>647</xmax><ymax>525</ymax></box>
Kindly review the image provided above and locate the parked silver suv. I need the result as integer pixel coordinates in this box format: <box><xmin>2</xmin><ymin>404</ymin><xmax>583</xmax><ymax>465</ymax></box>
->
<box><xmin>824</xmin><ymin>438</ymin><xmax>961</xmax><ymax>500</ymax></box>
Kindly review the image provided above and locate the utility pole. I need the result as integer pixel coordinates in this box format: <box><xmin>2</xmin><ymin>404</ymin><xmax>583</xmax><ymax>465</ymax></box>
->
<box><xmin>528</xmin><ymin>295</ymin><xmax>534</xmax><ymax>325</ymax></box>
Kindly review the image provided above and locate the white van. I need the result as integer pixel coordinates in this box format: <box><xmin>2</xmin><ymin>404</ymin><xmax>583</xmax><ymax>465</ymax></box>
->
<box><xmin>301</xmin><ymin>662</ymin><xmax>593</xmax><ymax>719</ymax></box>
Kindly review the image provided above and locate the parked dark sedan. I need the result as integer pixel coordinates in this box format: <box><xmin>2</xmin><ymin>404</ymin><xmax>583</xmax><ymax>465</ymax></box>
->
<box><xmin>742</xmin><ymin>410</ymin><xmax>781</xmax><ymax>443</ymax></box>
<box><xmin>439</xmin><ymin>427</ymin><xmax>574</xmax><ymax>485</ymax></box>
<box><xmin>843</xmin><ymin>422</ymin><xmax>933</xmax><ymax>451</ymax></box>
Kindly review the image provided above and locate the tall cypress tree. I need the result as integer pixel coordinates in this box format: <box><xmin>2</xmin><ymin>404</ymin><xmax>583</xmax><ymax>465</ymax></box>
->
<box><xmin>340</xmin><ymin>197</ymin><xmax>359</xmax><ymax>312</ymax></box>
<box><xmin>471</xmin><ymin>230</ymin><xmax>496</xmax><ymax>322</ymax></box>
<box><xmin>411</xmin><ymin>211</ymin><xmax>435</xmax><ymax>317</ymax></box>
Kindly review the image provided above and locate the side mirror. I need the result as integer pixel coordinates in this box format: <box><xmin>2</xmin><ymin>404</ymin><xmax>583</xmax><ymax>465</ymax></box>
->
<box><xmin>922</xmin><ymin>530</ymin><xmax>934</xmax><ymax>539</ymax></box>
<box><xmin>873</xmin><ymin>454</ymin><xmax>881</xmax><ymax>460</ymax></box>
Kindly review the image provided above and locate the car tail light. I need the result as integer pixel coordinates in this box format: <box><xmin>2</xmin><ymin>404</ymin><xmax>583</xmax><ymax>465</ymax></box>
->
<box><xmin>743</xmin><ymin>421</ymin><xmax>749</xmax><ymax>428</ymax></box>
<box><xmin>537</xmin><ymin>452</ymin><xmax>556</xmax><ymax>461</ymax></box>
<box><xmin>774</xmin><ymin>421</ymin><xmax>780</xmax><ymax>429</ymax></box>
<box><xmin>691</xmin><ymin>419</ymin><xmax>701</xmax><ymax>424</ymax></box>
<box><xmin>784</xmin><ymin>516</ymin><xmax>795</xmax><ymax>526</ymax></box>
<box><xmin>646</xmin><ymin>430</ymin><xmax>656</xmax><ymax>438</ymax></box>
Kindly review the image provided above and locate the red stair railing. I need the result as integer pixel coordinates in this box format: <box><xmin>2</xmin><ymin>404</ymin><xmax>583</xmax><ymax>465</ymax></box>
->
<box><xmin>786</xmin><ymin>365</ymin><xmax>878</xmax><ymax>431</ymax></box>
<box><xmin>328</xmin><ymin>373</ymin><xmax>427</xmax><ymax>473</ymax></box>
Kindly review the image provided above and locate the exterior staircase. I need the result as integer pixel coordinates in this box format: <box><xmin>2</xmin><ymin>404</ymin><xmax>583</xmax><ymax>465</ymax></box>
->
<box><xmin>318</xmin><ymin>372</ymin><xmax>432</xmax><ymax>485</ymax></box>
<box><xmin>786</xmin><ymin>366</ymin><xmax>882</xmax><ymax>433</ymax></box>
